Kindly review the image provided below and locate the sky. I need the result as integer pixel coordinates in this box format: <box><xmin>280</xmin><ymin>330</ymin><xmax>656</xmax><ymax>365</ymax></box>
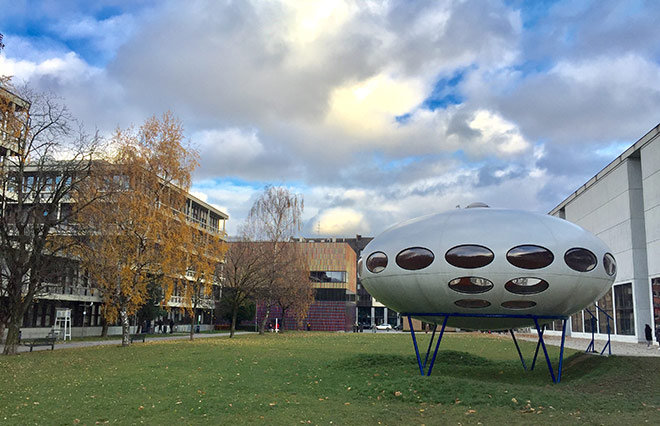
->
<box><xmin>1</xmin><ymin>0</ymin><xmax>659</xmax><ymax>238</ymax></box>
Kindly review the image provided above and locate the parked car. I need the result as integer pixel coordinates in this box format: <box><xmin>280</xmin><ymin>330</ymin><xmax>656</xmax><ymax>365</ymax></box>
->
<box><xmin>375</xmin><ymin>323</ymin><xmax>392</xmax><ymax>331</ymax></box>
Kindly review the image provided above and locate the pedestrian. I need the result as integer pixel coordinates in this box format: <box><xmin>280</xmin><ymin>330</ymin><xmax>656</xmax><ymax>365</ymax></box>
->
<box><xmin>306</xmin><ymin>322</ymin><xmax>311</xmax><ymax>331</ymax></box>
<box><xmin>656</xmin><ymin>325</ymin><xmax>660</xmax><ymax>350</ymax></box>
<box><xmin>157</xmin><ymin>318</ymin><xmax>163</xmax><ymax>334</ymax></box>
<box><xmin>645</xmin><ymin>323</ymin><xmax>652</xmax><ymax>348</ymax></box>
<box><xmin>170</xmin><ymin>318</ymin><xmax>175</xmax><ymax>334</ymax></box>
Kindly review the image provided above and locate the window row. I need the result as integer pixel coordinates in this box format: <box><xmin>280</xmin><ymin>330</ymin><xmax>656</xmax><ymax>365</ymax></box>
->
<box><xmin>365</xmin><ymin>245</ymin><xmax>616</xmax><ymax>276</ymax></box>
<box><xmin>448</xmin><ymin>276</ymin><xmax>549</xmax><ymax>295</ymax></box>
<box><xmin>453</xmin><ymin>299</ymin><xmax>537</xmax><ymax>310</ymax></box>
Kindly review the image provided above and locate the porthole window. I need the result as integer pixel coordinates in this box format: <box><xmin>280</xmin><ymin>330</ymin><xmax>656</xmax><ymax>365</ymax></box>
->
<box><xmin>396</xmin><ymin>247</ymin><xmax>435</xmax><ymax>270</ymax></box>
<box><xmin>564</xmin><ymin>248</ymin><xmax>597</xmax><ymax>272</ymax></box>
<box><xmin>454</xmin><ymin>299</ymin><xmax>491</xmax><ymax>308</ymax></box>
<box><xmin>501</xmin><ymin>300</ymin><xmax>537</xmax><ymax>310</ymax></box>
<box><xmin>448</xmin><ymin>277</ymin><xmax>493</xmax><ymax>294</ymax></box>
<box><xmin>357</xmin><ymin>258</ymin><xmax>363</xmax><ymax>279</ymax></box>
<box><xmin>504</xmin><ymin>277</ymin><xmax>549</xmax><ymax>295</ymax></box>
<box><xmin>603</xmin><ymin>253</ymin><xmax>616</xmax><ymax>276</ymax></box>
<box><xmin>506</xmin><ymin>245</ymin><xmax>554</xmax><ymax>269</ymax></box>
<box><xmin>445</xmin><ymin>245</ymin><xmax>494</xmax><ymax>269</ymax></box>
<box><xmin>366</xmin><ymin>252</ymin><xmax>388</xmax><ymax>273</ymax></box>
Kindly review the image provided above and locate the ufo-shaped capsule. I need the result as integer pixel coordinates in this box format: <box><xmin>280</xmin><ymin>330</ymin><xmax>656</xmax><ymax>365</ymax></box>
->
<box><xmin>359</xmin><ymin>206</ymin><xmax>617</xmax><ymax>330</ymax></box>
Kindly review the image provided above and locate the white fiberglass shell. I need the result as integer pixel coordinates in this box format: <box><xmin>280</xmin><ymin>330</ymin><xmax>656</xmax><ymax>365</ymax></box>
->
<box><xmin>360</xmin><ymin>208</ymin><xmax>616</xmax><ymax>330</ymax></box>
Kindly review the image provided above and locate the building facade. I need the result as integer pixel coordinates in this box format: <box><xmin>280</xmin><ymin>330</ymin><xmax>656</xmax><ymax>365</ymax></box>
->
<box><xmin>549</xmin><ymin>124</ymin><xmax>660</xmax><ymax>343</ymax></box>
<box><xmin>1</xmin><ymin>86</ymin><xmax>229</xmax><ymax>339</ymax></box>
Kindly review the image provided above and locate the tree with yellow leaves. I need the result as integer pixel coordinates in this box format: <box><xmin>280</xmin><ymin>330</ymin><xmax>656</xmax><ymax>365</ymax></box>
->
<box><xmin>78</xmin><ymin>113</ymin><xmax>197</xmax><ymax>346</ymax></box>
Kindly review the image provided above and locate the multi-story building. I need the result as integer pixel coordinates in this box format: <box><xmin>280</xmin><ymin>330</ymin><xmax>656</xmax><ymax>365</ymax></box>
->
<box><xmin>1</xmin><ymin>86</ymin><xmax>229</xmax><ymax>339</ymax></box>
<box><xmin>548</xmin><ymin>123</ymin><xmax>660</xmax><ymax>343</ymax></box>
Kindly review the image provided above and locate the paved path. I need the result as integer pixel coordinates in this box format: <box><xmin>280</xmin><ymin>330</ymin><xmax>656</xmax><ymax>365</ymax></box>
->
<box><xmin>517</xmin><ymin>333</ymin><xmax>660</xmax><ymax>357</ymax></box>
<box><xmin>1</xmin><ymin>331</ymin><xmax>254</xmax><ymax>354</ymax></box>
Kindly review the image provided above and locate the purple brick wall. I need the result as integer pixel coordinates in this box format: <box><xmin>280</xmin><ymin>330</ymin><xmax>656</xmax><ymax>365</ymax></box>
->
<box><xmin>257</xmin><ymin>301</ymin><xmax>356</xmax><ymax>332</ymax></box>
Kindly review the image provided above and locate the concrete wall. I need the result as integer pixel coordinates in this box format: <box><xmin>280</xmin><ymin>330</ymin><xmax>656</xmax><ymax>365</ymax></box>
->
<box><xmin>559</xmin><ymin>158</ymin><xmax>650</xmax><ymax>341</ymax></box>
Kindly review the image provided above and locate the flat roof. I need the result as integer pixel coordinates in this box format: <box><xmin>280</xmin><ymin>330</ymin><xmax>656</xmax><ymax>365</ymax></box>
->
<box><xmin>549</xmin><ymin>123</ymin><xmax>660</xmax><ymax>215</ymax></box>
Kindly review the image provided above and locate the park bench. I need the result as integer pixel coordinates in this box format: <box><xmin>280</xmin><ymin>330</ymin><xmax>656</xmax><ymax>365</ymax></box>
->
<box><xmin>21</xmin><ymin>337</ymin><xmax>56</xmax><ymax>352</ymax></box>
<box><xmin>129</xmin><ymin>334</ymin><xmax>146</xmax><ymax>343</ymax></box>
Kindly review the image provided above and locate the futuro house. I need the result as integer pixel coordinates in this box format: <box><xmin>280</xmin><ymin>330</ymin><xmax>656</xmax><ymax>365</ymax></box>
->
<box><xmin>359</xmin><ymin>204</ymin><xmax>617</xmax><ymax>331</ymax></box>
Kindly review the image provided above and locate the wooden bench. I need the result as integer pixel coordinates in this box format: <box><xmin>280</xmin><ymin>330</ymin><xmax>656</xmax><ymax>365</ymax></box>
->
<box><xmin>22</xmin><ymin>337</ymin><xmax>56</xmax><ymax>352</ymax></box>
<box><xmin>129</xmin><ymin>334</ymin><xmax>146</xmax><ymax>343</ymax></box>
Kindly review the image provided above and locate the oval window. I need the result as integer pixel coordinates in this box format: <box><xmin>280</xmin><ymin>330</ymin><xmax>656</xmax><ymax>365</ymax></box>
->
<box><xmin>454</xmin><ymin>299</ymin><xmax>491</xmax><ymax>308</ymax></box>
<box><xmin>396</xmin><ymin>247</ymin><xmax>435</xmax><ymax>270</ymax></box>
<box><xmin>603</xmin><ymin>253</ymin><xmax>616</xmax><ymax>276</ymax></box>
<box><xmin>366</xmin><ymin>252</ymin><xmax>388</xmax><ymax>273</ymax></box>
<box><xmin>504</xmin><ymin>277</ymin><xmax>549</xmax><ymax>295</ymax></box>
<box><xmin>564</xmin><ymin>248</ymin><xmax>597</xmax><ymax>272</ymax></box>
<box><xmin>501</xmin><ymin>300</ymin><xmax>537</xmax><ymax>309</ymax></box>
<box><xmin>506</xmin><ymin>245</ymin><xmax>554</xmax><ymax>269</ymax></box>
<box><xmin>445</xmin><ymin>245</ymin><xmax>494</xmax><ymax>269</ymax></box>
<box><xmin>357</xmin><ymin>257</ymin><xmax>363</xmax><ymax>279</ymax></box>
<box><xmin>448</xmin><ymin>277</ymin><xmax>493</xmax><ymax>294</ymax></box>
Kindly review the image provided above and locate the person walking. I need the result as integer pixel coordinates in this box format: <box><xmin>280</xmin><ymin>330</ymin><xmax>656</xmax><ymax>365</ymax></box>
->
<box><xmin>645</xmin><ymin>324</ymin><xmax>653</xmax><ymax>348</ymax></box>
<box><xmin>656</xmin><ymin>325</ymin><xmax>660</xmax><ymax>350</ymax></box>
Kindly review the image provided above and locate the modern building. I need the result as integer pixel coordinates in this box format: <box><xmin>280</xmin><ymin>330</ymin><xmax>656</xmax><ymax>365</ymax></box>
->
<box><xmin>257</xmin><ymin>238</ymin><xmax>358</xmax><ymax>331</ymax></box>
<box><xmin>548</xmin><ymin>123</ymin><xmax>660</xmax><ymax>343</ymax></box>
<box><xmin>1</xmin><ymin>86</ymin><xmax>229</xmax><ymax>339</ymax></box>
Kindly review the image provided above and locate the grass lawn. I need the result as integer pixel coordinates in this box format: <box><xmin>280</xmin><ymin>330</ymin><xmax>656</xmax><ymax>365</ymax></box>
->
<box><xmin>1</xmin><ymin>332</ymin><xmax>659</xmax><ymax>425</ymax></box>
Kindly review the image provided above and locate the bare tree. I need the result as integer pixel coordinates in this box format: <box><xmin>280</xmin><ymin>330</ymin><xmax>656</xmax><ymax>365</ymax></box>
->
<box><xmin>0</xmin><ymin>82</ymin><xmax>103</xmax><ymax>355</ymax></box>
<box><xmin>220</xmin><ymin>239</ymin><xmax>267</xmax><ymax>337</ymax></box>
<box><xmin>244</xmin><ymin>186</ymin><xmax>306</xmax><ymax>334</ymax></box>
<box><xmin>274</xmin><ymin>243</ymin><xmax>312</xmax><ymax>330</ymax></box>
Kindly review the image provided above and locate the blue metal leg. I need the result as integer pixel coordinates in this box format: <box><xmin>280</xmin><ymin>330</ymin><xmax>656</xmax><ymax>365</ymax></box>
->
<box><xmin>510</xmin><ymin>329</ymin><xmax>527</xmax><ymax>370</ymax></box>
<box><xmin>426</xmin><ymin>316</ymin><xmax>448</xmax><ymax>376</ymax></box>
<box><xmin>531</xmin><ymin>324</ymin><xmax>544</xmax><ymax>371</ymax></box>
<box><xmin>534</xmin><ymin>318</ymin><xmax>557</xmax><ymax>383</ymax></box>
<box><xmin>557</xmin><ymin>319</ymin><xmax>567</xmax><ymax>383</ymax></box>
<box><xmin>601</xmin><ymin>320</ymin><xmax>611</xmax><ymax>356</ymax></box>
<box><xmin>408</xmin><ymin>316</ymin><xmax>425</xmax><ymax>376</ymax></box>
<box><xmin>422</xmin><ymin>324</ymin><xmax>438</xmax><ymax>370</ymax></box>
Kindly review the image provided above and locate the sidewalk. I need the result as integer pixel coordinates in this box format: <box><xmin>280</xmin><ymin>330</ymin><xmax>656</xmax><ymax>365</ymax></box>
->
<box><xmin>1</xmin><ymin>331</ymin><xmax>254</xmax><ymax>354</ymax></box>
<box><xmin>517</xmin><ymin>334</ymin><xmax>660</xmax><ymax>357</ymax></box>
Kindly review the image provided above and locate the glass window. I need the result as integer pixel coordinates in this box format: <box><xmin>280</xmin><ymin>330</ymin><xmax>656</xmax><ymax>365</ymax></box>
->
<box><xmin>653</xmin><ymin>278</ymin><xmax>660</xmax><ymax>333</ymax></box>
<box><xmin>564</xmin><ymin>248</ymin><xmax>597</xmax><ymax>272</ymax></box>
<box><xmin>504</xmin><ymin>277</ymin><xmax>549</xmax><ymax>295</ymax></box>
<box><xmin>366</xmin><ymin>252</ymin><xmax>387</xmax><ymax>273</ymax></box>
<box><xmin>571</xmin><ymin>312</ymin><xmax>583</xmax><ymax>333</ymax></box>
<box><xmin>454</xmin><ymin>299</ymin><xmax>491</xmax><ymax>308</ymax></box>
<box><xmin>396</xmin><ymin>247</ymin><xmax>434</xmax><ymax>270</ymax></box>
<box><xmin>614</xmin><ymin>283</ymin><xmax>634</xmax><ymax>335</ymax></box>
<box><xmin>448</xmin><ymin>277</ymin><xmax>493</xmax><ymax>294</ymax></box>
<box><xmin>603</xmin><ymin>253</ymin><xmax>616</xmax><ymax>276</ymax></box>
<box><xmin>310</xmin><ymin>271</ymin><xmax>347</xmax><ymax>283</ymax></box>
<box><xmin>506</xmin><ymin>245</ymin><xmax>554</xmax><ymax>269</ymax></box>
<box><xmin>501</xmin><ymin>300</ymin><xmax>536</xmax><ymax>309</ymax></box>
<box><xmin>583</xmin><ymin>303</ymin><xmax>597</xmax><ymax>333</ymax></box>
<box><xmin>597</xmin><ymin>290</ymin><xmax>613</xmax><ymax>334</ymax></box>
<box><xmin>445</xmin><ymin>245</ymin><xmax>494</xmax><ymax>269</ymax></box>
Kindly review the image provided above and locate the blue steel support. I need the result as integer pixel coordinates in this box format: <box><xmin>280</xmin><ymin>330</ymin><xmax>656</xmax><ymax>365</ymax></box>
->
<box><xmin>557</xmin><ymin>319</ymin><xmax>567</xmax><ymax>383</ymax></box>
<box><xmin>534</xmin><ymin>318</ymin><xmax>557</xmax><ymax>383</ymax></box>
<box><xmin>601</xmin><ymin>320</ymin><xmax>612</xmax><ymax>356</ymax></box>
<box><xmin>509</xmin><ymin>329</ymin><xmax>527</xmax><ymax>370</ymax></box>
<box><xmin>407</xmin><ymin>316</ymin><xmax>425</xmax><ymax>376</ymax></box>
<box><xmin>426</xmin><ymin>316</ymin><xmax>448</xmax><ymax>376</ymax></box>
<box><xmin>422</xmin><ymin>324</ymin><xmax>438</xmax><ymax>370</ymax></box>
<box><xmin>530</xmin><ymin>324</ymin><xmax>544</xmax><ymax>371</ymax></box>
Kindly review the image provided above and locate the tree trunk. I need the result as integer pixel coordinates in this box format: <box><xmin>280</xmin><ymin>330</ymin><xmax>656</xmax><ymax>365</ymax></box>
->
<box><xmin>0</xmin><ymin>321</ymin><xmax>6</xmax><ymax>344</ymax></box>
<box><xmin>189</xmin><ymin>307</ymin><xmax>196</xmax><ymax>341</ymax></box>
<box><xmin>120</xmin><ymin>305</ymin><xmax>130</xmax><ymax>347</ymax></box>
<box><xmin>2</xmin><ymin>320</ymin><xmax>21</xmax><ymax>355</ymax></box>
<box><xmin>101</xmin><ymin>317</ymin><xmax>109</xmax><ymax>337</ymax></box>
<box><xmin>280</xmin><ymin>307</ymin><xmax>288</xmax><ymax>332</ymax></box>
<box><xmin>259</xmin><ymin>304</ymin><xmax>271</xmax><ymax>335</ymax></box>
<box><xmin>230</xmin><ymin>309</ymin><xmax>237</xmax><ymax>338</ymax></box>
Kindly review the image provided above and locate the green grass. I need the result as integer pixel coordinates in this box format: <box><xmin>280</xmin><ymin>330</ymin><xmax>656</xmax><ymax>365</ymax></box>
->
<box><xmin>1</xmin><ymin>332</ymin><xmax>659</xmax><ymax>425</ymax></box>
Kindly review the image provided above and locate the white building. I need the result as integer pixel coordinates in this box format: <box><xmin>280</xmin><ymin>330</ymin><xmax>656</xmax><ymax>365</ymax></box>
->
<box><xmin>549</xmin><ymin>124</ymin><xmax>660</xmax><ymax>343</ymax></box>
